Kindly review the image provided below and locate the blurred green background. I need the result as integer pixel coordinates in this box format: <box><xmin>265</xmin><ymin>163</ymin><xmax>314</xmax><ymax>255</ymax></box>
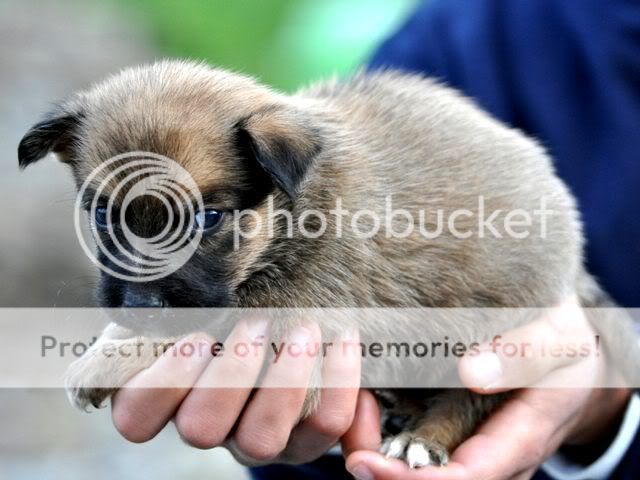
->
<box><xmin>113</xmin><ymin>0</ymin><xmax>417</xmax><ymax>90</ymax></box>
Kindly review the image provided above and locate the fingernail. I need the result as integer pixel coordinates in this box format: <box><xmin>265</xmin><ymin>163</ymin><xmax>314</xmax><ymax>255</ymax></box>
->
<box><xmin>340</xmin><ymin>327</ymin><xmax>359</xmax><ymax>342</ymax></box>
<box><xmin>469</xmin><ymin>351</ymin><xmax>502</xmax><ymax>388</ymax></box>
<box><xmin>169</xmin><ymin>334</ymin><xmax>213</xmax><ymax>372</ymax></box>
<box><xmin>288</xmin><ymin>324</ymin><xmax>314</xmax><ymax>346</ymax></box>
<box><xmin>168</xmin><ymin>333</ymin><xmax>205</xmax><ymax>354</ymax></box>
<box><xmin>187</xmin><ymin>332</ymin><xmax>212</xmax><ymax>347</ymax></box>
<box><xmin>245</xmin><ymin>317</ymin><xmax>269</xmax><ymax>340</ymax></box>
<box><xmin>348</xmin><ymin>464</ymin><xmax>373</xmax><ymax>480</ymax></box>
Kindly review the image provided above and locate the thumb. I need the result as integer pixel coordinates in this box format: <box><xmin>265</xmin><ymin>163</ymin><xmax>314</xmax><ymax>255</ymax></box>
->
<box><xmin>341</xmin><ymin>389</ymin><xmax>381</xmax><ymax>457</ymax></box>
<box><xmin>459</xmin><ymin>298</ymin><xmax>595</xmax><ymax>393</ymax></box>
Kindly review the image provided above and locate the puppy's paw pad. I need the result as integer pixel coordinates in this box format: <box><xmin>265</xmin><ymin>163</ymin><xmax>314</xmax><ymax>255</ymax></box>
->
<box><xmin>380</xmin><ymin>434</ymin><xmax>449</xmax><ymax>468</ymax></box>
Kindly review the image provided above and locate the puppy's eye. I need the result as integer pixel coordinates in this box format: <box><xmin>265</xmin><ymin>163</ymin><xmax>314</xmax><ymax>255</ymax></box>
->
<box><xmin>194</xmin><ymin>209</ymin><xmax>224</xmax><ymax>231</ymax></box>
<box><xmin>94</xmin><ymin>207</ymin><xmax>110</xmax><ymax>229</ymax></box>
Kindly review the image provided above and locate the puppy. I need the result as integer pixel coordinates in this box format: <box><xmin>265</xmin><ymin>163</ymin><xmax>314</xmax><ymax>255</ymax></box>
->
<box><xmin>19</xmin><ymin>61</ymin><xmax>638</xmax><ymax>467</ymax></box>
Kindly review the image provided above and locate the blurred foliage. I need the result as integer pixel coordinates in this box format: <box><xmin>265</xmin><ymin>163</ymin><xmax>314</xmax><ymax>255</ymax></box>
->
<box><xmin>112</xmin><ymin>0</ymin><xmax>416</xmax><ymax>91</ymax></box>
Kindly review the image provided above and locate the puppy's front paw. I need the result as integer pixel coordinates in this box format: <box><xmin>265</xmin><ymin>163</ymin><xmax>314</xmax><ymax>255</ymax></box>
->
<box><xmin>66</xmin><ymin>384</ymin><xmax>115</xmax><ymax>411</ymax></box>
<box><xmin>381</xmin><ymin>433</ymin><xmax>449</xmax><ymax>468</ymax></box>
<box><xmin>64</xmin><ymin>352</ymin><xmax>120</xmax><ymax>411</ymax></box>
<box><xmin>64</xmin><ymin>335</ymin><xmax>157</xmax><ymax>411</ymax></box>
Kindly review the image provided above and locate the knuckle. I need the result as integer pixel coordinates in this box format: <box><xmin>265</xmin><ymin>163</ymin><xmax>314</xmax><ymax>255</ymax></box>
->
<box><xmin>112</xmin><ymin>406</ymin><xmax>152</xmax><ymax>443</ymax></box>
<box><xmin>522</xmin><ymin>441</ymin><xmax>547</xmax><ymax>468</ymax></box>
<box><xmin>233</xmin><ymin>429</ymin><xmax>287</xmax><ymax>462</ymax></box>
<box><xmin>175</xmin><ymin>411</ymin><xmax>224</xmax><ymax>449</ymax></box>
<box><xmin>511</xmin><ymin>420</ymin><xmax>549</xmax><ymax>468</ymax></box>
<box><xmin>310</xmin><ymin>411</ymin><xmax>353</xmax><ymax>438</ymax></box>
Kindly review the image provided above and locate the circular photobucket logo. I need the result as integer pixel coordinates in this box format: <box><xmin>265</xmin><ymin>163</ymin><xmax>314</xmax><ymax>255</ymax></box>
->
<box><xmin>74</xmin><ymin>152</ymin><xmax>204</xmax><ymax>282</ymax></box>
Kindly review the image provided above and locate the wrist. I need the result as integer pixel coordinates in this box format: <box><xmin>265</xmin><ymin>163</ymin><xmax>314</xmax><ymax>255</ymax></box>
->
<box><xmin>543</xmin><ymin>393</ymin><xmax>640</xmax><ymax>480</ymax></box>
<box><xmin>562</xmin><ymin>388</ymin><xmax>631</xmax><ymax>464</ymax></box>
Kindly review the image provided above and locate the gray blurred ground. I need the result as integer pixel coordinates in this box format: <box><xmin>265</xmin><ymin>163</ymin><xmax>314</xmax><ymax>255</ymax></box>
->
<box><xmin>0</xmin><ymin>1</ymin><xmax>247</xmax><ymax>478</ymax></box>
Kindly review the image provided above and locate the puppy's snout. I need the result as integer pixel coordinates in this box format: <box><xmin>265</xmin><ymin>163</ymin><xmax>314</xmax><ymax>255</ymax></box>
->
<box><xmin>122</xmin><ymin>288</ymin><xmax>165</xmax><ymax>308</ymax></box>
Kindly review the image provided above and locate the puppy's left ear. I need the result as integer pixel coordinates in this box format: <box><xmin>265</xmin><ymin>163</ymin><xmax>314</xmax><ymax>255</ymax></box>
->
<box><xmin>18</xmin><ymin>106</ymin><xmax>83</xmax><ymax>169</ymax></box>
<box><xmin>235</xmin><ymin>106</ymin><xmax>322</xmax><ymax>200</ymax></box>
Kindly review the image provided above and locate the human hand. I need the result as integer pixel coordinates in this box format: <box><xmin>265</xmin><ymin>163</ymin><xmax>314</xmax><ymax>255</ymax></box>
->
<box><xmin>110</xmin><ymin>319</ymin><xmax>361</xmax><ymax>465</ymax></box>
<box><xmin>343</xmin><ymin>299</ymin><xmax>632</xmax><ymax>480</ymax></box>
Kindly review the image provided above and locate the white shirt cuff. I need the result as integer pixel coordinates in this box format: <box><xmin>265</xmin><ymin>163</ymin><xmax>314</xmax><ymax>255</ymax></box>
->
<box><xmin>542</xmin><ymin>393</ymin><xmax>640</xmax><ymax>480</ymax></box>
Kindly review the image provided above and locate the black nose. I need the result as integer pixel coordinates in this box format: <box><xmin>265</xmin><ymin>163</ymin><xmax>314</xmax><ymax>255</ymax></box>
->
<box><xmin>122</xmin><ymin>289</ymin><xmax>165</xmax><ymax>308</ymax></box>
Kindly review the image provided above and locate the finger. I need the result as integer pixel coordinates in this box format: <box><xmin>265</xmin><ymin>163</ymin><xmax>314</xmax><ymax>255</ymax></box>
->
<box><xmin>459</xmin><ymin>298</ymin><xmax>594</xmax><ymax>392</ymax></box>
<box><xmin>174</xmin><ymin>317</ymin><xmax>269</xmax><ymax>449</ymax></box>
<box><xmin>346</xmin><ymin>450</ymin><xmax>468</xmax><ymax>480</ymax></box>
<box><xmin>230</xmin><ymin>323</ymin><xmax>322</xmax><ymax>463</ymax></box>
<box><xmin>281</xmin><ymin>328</ymin><xmax>361</xmax><ymax>463</ymax></box>
<box><xmin>341</xmin><ymin>389</ymin><xmax>382</xmax><ymax>457</ymax></box>
<box><xmin>111</xmin><ymin>333</ymin><xmax>213</xmax><ymax>443</ymax></box>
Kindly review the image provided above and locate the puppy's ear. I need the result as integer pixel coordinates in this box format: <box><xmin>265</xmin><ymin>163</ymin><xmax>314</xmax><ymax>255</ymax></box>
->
<box><xmin>18</xmin><ymin>107</ymin><xmax>82</xmax><ymax>169</ymax></box>
<box><xmin>234</xmin><ymin>106</ymin><xmax>322</xmax><ymax>200</ymax></box>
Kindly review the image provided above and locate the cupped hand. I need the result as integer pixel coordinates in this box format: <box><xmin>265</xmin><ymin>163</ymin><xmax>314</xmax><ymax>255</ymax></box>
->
<box><xmin>111</xmin><ymin>319</ymin><xmax>362</xmax><ymax>465</ymax></box>
<box><xmin>343</xmin><ymin>298</ymin><xmax>632</xmax><ymax>480</ymax></box>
